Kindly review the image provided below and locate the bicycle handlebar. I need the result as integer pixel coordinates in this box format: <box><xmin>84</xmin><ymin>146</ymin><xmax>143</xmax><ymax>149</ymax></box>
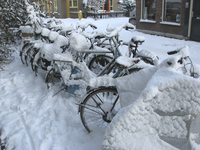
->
<box><xmin>106</xmin><ymin>23</ymin><xmax>135</xmax><ymax>38</ymax></box>
<box><xmin>167</xmin><ymin>50</ymin><xmax>180</xmax><ymax>55</ymax></box>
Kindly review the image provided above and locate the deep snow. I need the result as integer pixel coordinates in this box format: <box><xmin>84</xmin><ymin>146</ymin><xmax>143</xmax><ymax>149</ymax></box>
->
<box><xmin>0</xmin><ymin>17</ymin><xmax>200</xmax><ymax>150</ymax></box>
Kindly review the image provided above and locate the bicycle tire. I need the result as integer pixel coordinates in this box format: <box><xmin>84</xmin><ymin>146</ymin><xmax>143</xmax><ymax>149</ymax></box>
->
<box><xmin>20</xmin><ymin>43</ymin><xmax>31</xmax><ymax>64</ymax></box>
<box><xmin>141</xmin><ymin>57</ymin><xmax>154</xmax><ymax>65</ymax></box>
<box><xmin>25</xmin><ymin>45</ymin><xmax>34</xmax><ymax>66</ymax></box>
<box><xmin>88</xmin><ymin>55</ymin><xmax>113</xmax><ymax>75</ymax></box>
<box><xmin>25</xmin><ymin>54</ymin><xmax>31</xmax><ymax>66</ymax></box>
<box><xmin>35</xmin><ymin>58</ymin><xmax>49</xmax><ymax>76</ymax></box>
<box><xmin>128</xmin><ymin>67</ymin><xmax>142</xmax><ymax>74</ymax></box>
<box><xmin>80</xmin><ymin>87</ymin><xmax>120</xmax><ymax>133</ymax></box>
<box><xmin>45</xmin><ymin>68</ymin><xmax>61</xmax><ymax>89</ymax></box>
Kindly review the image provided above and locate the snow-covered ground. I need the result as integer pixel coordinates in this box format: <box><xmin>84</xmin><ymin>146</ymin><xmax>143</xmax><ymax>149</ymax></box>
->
<box><xmin>0</xmin><ymin>17</ymin><xmax>200</xmax><ymax>150</ymax></box>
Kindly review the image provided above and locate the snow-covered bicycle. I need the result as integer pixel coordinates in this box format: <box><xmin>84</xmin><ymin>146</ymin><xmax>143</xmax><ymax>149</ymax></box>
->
<box><xmin>78</xmin><ymin>45</ymin><xmax>200</xmax><ymax>133</ymax></box>
<box><xmin>45</xmin><ymin>23</ymin><xmax>141</xmax><ymax>90</ymax></box>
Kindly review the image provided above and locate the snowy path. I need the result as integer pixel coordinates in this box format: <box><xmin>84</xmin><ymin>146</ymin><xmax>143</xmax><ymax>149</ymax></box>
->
<box><xmin>0</xmin><ymin>54</ymin><xmax>104</xmax><ymax>150</ymax></box>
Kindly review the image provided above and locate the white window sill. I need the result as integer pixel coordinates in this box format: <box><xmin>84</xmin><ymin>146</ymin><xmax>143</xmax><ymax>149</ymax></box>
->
<box><xmin>139</xmin><ymin>19</ymin><xmax>156</xmax><ymax>23</ymax></box>
<box><xmin>160</xmin><ymin>21</ymin><xmax>181</xmax><ymax>26</ymax></box>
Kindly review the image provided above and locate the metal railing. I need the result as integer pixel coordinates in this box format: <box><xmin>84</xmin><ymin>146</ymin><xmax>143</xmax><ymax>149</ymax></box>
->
<box><xmin>87</xmin><ymin>11</ymin><xmax>125</xmax><ymax>19</ymax></box>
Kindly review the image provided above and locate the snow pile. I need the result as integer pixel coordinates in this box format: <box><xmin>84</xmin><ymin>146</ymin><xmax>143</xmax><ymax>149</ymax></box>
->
<box><xmin>116</xmin><ymin>56</ymin><xmax>140</xmax><ymax>68</ymax></box>
<box><xmin>69</xmin><ymin>33</ymin><xmax>89</xmax><ymax>52</ymax></box>
<box><xmin>131</xmin><ymin>36</ymin><xmax>145</xmax><ymax>42</ymax></box>
<box><xmin>0</xmin><ymin>57</ymin><xmax>104</xmax><ymax>150</ymax></box>
<box><xmin>39</xmin><ymin>43</ymin><xmax>63</xmax><ymax>61</ymax></box>
<box><xmin>53</xmin><ymin>53</ymin><xmax>73</xmax><ymax>62</ymax></box>
<box><xmin>136</xmin><ymin>49</ymin><xmax>159</xmax><ymax>65</ymax></box>
<box><xmin>54</xmin><ymin>35</ymin><xmax>69</xmax><ymax>47</ymax></box>
<box><xmin>20</xmin><ymin>26</ymin><xmax>34</xmax><ymax>34</ymax></box>
<box><xmin>41</xmin><ymin>28</ymin><xmax>51</xmax><ymax>37</ymax></box>
<box><xmin>33</xmin><ymin>34</ymin><xmax>69</xmax><ymax>62</ymax></box>
<box><xmin>103</xmin><ymin>55</ymin><xmax>200</xmax><ymax>150</ymax></box>
<box><xmin>48</xmin><ymin>31</ymin><xmax>59</xmax><ymax>42</ymax></box>
<box><xmin>60</xmin><ymin>24</ymin><xmax>74</xmax><ymax>32</ymax></box>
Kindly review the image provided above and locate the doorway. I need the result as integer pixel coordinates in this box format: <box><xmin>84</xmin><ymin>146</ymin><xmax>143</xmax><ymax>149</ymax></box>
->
<box><xmin>190</xmin><ymin>0</ymin><xmax>200</xmax><ymax>41</ymax></box>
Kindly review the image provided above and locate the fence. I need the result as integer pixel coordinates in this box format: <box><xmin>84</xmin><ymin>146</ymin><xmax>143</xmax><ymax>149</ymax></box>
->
<box><xmin>87</xmin><ymin>11</ymin><xmax>125</xmax><ymax>19</ymax></box>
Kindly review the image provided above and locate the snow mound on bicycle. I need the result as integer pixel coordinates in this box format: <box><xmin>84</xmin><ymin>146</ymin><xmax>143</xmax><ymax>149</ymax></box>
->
<box><xmin>103</xmin><ymin>51</ymin><xmax>200</xmax><ymax>150</ymax></box>
<box><xmin>69</xmin><ymin>33</ymin><xmax>89</xmax><ymax>52</ymax></box>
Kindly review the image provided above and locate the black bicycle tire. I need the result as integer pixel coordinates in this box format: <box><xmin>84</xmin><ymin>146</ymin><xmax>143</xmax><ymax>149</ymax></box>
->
<box><xmin>20</xmin><ymin>43</ymin><xmax>31</xmax><ymax>64</ymax></box>
<box><xmin>45</xmin><ymin>68</ymin><xmax>61</xmax><ymax>89</ymax></box>
<box><xmin>141</xmin><ymin>57</ymin><xmax>154</xmax><ymax>65</ymax></box>
<box><xmin>88</xmin><ymin>54</ymin><xmax>113</xmax><ymax>75</ymax></box>
<box><xmin>80</xmin><ymin>87</ymin><xmax>120</xmax><ymax>133</ymax></box>
<box><xmin>25</xmin><ymin>45</ymin><xmax>34</xmax><ymax>66</ymax></box>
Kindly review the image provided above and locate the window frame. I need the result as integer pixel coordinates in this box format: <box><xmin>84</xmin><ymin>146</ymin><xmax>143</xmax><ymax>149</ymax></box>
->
<box><xmin>161</xmin><ymin>0</ymin><xmax>182</xmax><ymax>25</ymax></box>
<box><xmin>110</xmin><ymin>0</ymin><xmax>113</xmax><ymax>10</ymax></box>
<box><xmin>70</xmin><ymin>0</ymin><xmax>78</xmax><ymax>12</ymax></box>
<box><xmin>54</xmin><ymin>0</ymin><xmax>58</xmax><ymax>12</ymax></box>
<box><xmin>141</xmin><ymin>0</ymin><xmax>157</xmax><ymax>21</ymax></box>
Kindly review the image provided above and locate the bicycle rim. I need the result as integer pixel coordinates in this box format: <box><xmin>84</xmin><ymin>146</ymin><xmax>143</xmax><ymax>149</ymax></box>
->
<box><xmin>80</xmin><ymin>87</ymin><xmax>120</xmax><ymax>133</ymax></box>
<box><xmin>20</xmin><ymin>43</ymin><xmax>30</xmax><ymax>64</ymax></box>
<box><xmin>45</xmin><ymin>68</ymin><xmax>61</xmax><ymax>89</ymax></box>
<box><xmin>88</xmin><ymin>55</ymin><xmax>113</xmax><ymax>75</ymax></box>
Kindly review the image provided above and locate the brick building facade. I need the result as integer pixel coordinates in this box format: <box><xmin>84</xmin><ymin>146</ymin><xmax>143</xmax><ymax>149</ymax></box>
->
<box><xmin>136</xmin><ymin>0</ymin><xmax>200</xmax><ymax>41</ymax></box>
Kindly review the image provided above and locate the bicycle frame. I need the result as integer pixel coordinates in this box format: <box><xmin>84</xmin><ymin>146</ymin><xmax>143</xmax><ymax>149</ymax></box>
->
<box><xmin>46</xmin><ymin>23</ymin><xmax>137</xmax><ymax>96</ymax></box>
<box><xmin>47</xmin><ymin>35</ymin><xmax>129</xmax><ymax>96</ymax></box>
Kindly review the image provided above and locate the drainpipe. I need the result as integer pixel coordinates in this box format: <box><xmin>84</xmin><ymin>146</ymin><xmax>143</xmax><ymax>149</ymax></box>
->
<box><xmin>66</xmin><ymin>0</ymin><xmax>70</xmax><ymax>18</ymax></box>
<box><xmin>188</xmin><ymin>0</ymin><xmax>194</xmax><ymax>38</ymax></box>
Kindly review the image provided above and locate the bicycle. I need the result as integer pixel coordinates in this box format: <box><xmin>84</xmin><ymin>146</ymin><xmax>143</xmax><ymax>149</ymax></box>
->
<box><xmin>78</xmin><ymin>45</ymin><xmax>199</xmax><ymax>133</ymax></box>
<box><xmin>45</xmin><ymin>23</ymin><xmax>144</xmax><ymax>90</ymax></box>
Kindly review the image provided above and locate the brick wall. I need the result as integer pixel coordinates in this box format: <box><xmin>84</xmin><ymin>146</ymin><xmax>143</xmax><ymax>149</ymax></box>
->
<box><xmin>136</xmin><ymin>0</ymin><xmax>186</xmax><ymax>36</ymax></box>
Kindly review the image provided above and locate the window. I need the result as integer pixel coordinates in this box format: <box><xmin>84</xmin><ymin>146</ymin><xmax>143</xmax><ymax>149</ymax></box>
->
<box><xmin>103</xmin><ymin>0</ymin><xmax>113</xmax><ymax>11</ymax></box>
<box><xmin>54</xmin><ymin>0</ymin><xmax>58</xmax><ymax>12</ymax></box>
<box><xmin>142</xmin><ymin>0</ymin><xmax>156</xmax><ymax>20</ymax></box>
<box><xmin>70</xmin><ymin>0</ymin><xmax>78</xmax><ymax>12</ymax></box>
<box><xmin>110</xmin><ymin>0</ymin><xmax>113</xmax><ymax>10</ymax></box>
<box><xmin>163</xmin><ymin>0</ymin><xmax>181</xmax><ymax>23</ymax></box>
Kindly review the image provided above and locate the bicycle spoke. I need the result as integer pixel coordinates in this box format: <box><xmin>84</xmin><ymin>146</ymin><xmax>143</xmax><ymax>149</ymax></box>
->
<box><xmin>80</xmin><ymin>87</ymin><xmax>121</xmax><ymax>133</ymax></box>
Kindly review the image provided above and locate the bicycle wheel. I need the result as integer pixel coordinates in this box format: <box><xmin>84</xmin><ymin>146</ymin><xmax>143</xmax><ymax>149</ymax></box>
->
<box><xmin>45</xmin><ymin>68</ymin><xmax>61</xmax><ymax>89</ymax></box>
<box><xmin>25</xmin><ymin>52</ymin><xmax>32</xmax><ymax>66</ymax></box>
<box><xmin>25</xmin><ymin>45</ymin><xmax>34</xmax><ymax>66</ymax></box>
<box><xmin>20</xmin><ymin>43</ymin><xmax>31</xmax><ymax>64</ymax></box>
<box><xmin>128</xmin><ymin>67</ymin><xmax>142</xmax><ymax>74</ymax></box>
<box><xmin>88</xmin><ymin>55</ymin><xmax>113</xmax><ymax>75</ymax></box>
<box><xmin>80</xmin><ymin>87</ymin><xmax>120</xmax><ymax>133</ymax></box>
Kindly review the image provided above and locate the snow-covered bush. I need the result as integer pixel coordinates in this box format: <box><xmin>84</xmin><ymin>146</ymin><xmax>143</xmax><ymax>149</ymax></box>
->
<box><xmin>0</xmin><ymin>0</ymin><xmax>42</xmax><ymax>65</ymax></box>
<box><xmin>81</xmin><ymin>2</ymin><xmax>90</xmax><ymax>18</ymax></box>
<box><xmin>86</xmin><ymin>0</ymin><xmax>105</xmax><ymax>12</ymax></box>
<box><xmin>118</xmin><ymin>0</ymin><xmax>136</xmax><ymax>17</ymax></box>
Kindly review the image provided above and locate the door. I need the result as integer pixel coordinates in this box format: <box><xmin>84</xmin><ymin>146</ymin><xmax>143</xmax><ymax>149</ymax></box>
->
<box><xmin>190</xmin><ymin>0</ymin><xmax>200</xmax><ymax>41</ymax></box>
